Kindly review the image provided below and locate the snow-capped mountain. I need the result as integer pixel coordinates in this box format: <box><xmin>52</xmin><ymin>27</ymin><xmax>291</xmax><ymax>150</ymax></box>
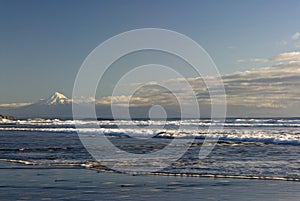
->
<box><xmin>38</xmin><ymin>92</ymin><xmax>72</xmax><ymax>105</ymax></box>
<box><xmin>0</xmin><ymin>92</ymin><xmax>180</xmax><ymax>119</ymax></box>
<box><xmin>0</xmin><ymin>92</ymin><xmax>74</xmax><ymax>119</ymax></box>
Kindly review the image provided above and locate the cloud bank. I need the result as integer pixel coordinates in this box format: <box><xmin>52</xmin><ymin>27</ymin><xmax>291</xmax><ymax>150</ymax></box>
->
<box><xmin>96</xmin><ymin>51</ymin><xmax>300</xmax><ymax>117</ymax></box>
<box><xmin>272</xmin><ymin>51</ymin><xmax>300</xmax><ymax>61</ymax></box>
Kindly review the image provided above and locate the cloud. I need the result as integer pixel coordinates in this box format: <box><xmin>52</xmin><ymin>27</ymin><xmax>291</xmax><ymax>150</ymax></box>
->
<box><xmin>97</xmin><ymin>82</ymin><xmax>201</xmax><ymax>108</ymax></box>
<box><xmin>272</xmin><ymin>51</ymin><xmax>300</xmax><ymax>61</ymax></box>
<box><xmin>250</xmin><ymin>58</ymin><xmax>269</xmax><ymax>63</ymax></box>
<box><xmin>222</xmin><ymin>65</ymin><xmax>300</xmax><ymax>108</ymax></box>
<box><xmin>237</xmin><ymin>59</ymin><xmax>246</xmax><ymax>63</ymax></box>
<box><xmin>237</xmin><ymin>58</ymin><xmax>269</xmax><ymax>63</ymax></box>
<box><xmin>241</xmin><ymin>51</ymin><xmax>300</xmax><ymax>64</ymax></box>
<box><xmin>97</xmin><ymin>95</ymin><xmax>155</xmax><ymax>107</ymax></box>
<box><xmin>0</xmin><ymin>102</ymin><xmax>31</xmax><ymax>108</ymax></box>
<box><xmin>72</xmin><ymin>96</ymin><xmax>96</xmax><ymax>104</ymax></box>
<box><xmin>105</xmin><ymin>58</ymin><xmax>300</xmax><ymax>116</ymax></box>
<box><xmin>71</xmin><ymin>51</ymin><xmax>300</xmax><ymax>117</ymax></box>
<box><xmin>292</xmin><ymin>32</ymin><xmax>300</xmax><ymax>40</ymax></box>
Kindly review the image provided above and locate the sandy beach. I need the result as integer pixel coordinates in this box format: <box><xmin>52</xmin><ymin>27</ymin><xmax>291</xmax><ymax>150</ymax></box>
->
<box><xmin>0</xmin><ymin>161</ymin><xmax>299</xmax><ymax>201</ymax></box>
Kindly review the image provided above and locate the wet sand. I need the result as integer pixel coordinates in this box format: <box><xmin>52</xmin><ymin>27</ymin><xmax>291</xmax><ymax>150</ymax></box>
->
<box><xmin>0</xmin><ymin>161</ymin><xmax>299</xmax><ymax>201</ymax></box>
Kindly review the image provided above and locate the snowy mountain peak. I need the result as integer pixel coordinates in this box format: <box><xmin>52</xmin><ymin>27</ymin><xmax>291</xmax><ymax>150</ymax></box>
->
<box><xmin>39</xmin><ymin>92</ymin><xmax>72</xmax><ymax>105</ymax></box>
<box><xmin>52</xmin><ymin>92</ymin><xmax>67</xmax><ymax>99</ymax></box>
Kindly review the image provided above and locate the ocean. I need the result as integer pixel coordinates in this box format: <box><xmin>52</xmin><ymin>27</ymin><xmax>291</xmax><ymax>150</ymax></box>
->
<box><xmin>0</xmin><ymin>118</ymin><xmax>299</xmax><ymax>181</ymax></box>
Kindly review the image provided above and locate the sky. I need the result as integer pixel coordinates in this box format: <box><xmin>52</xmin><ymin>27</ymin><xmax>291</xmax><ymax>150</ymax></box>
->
<box><xmin>1</xmin><ymin>0</ymin><xmax>300</xmax><ymax>116</ymax></box>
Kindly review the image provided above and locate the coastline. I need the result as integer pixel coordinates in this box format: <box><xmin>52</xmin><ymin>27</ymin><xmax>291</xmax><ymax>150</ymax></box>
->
<box><xmin>1</xmin><ymin>161</ymin><xmax>299</xmax><ymax>201</ymax></box>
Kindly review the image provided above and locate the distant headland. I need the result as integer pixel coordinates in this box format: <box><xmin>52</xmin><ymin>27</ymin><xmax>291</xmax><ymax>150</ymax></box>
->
<box><xmin>0</xmin><ymin>115</ymin><xmax>15</xmax><ymax>120</ymax></box>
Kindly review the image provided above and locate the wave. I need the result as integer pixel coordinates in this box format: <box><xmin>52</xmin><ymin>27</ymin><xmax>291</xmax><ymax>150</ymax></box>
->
<box><xmin>148</xmin><ymin>172</ymin><xmax>300</xmax><ymax>182</ymax></box>
<box><xmin>0</xmin><ymin>126</ymin><xmax>299</xmax><ymax>145</ymax></box>
<box><xmin>2</xmin><ymin>118</ymin><xmax>300</xmax><ymax>127</ymax></box>
<box><xmin>0</xmin><ymin>146</ymin><xmax>81</xmax><ymax>152</ymax></box>
<box><xmin>1</xmin><ymin>118</ymin><xmax>299</xmax><ymax>183</ymax></box>
<box><xmin>0</xmin><ymin>158</ymin><xmax>88</xmax><ymax>167</ymax></box>
<box><xmin>0</xmin><ymin>159</ymin><xmax>299</xmax><ymax>182</ymax></box>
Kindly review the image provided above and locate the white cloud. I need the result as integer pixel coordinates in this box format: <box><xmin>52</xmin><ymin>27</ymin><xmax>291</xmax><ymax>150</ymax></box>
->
<box><xmin>97</xmin><ymin>95</ymin><xmax>154</xmax><ymax>107</ymax></box>
<box><xmin>292</xmin><ymin>32</ymin><xmax>300</xmax><ymax>40</ymax></box>
<box><xmin>222</xmin><ymin>63</ymin><xmax>300</xmax><ymax>109</ymax></box>
<box><xmin>237</xmin><ymin>59</ymin><xmax>246</xmax><ymax>63</ymax></box>
<box><xmin>273</xmin><ymin>51</ymin><xmax>300</xmax><ymax>61</ymax></box>
<box><xmin>72</xmin><ymin>96</ymin><xmax>96</xmax><ymax>104</ymax></box>
<box><xmin>250</xmin><ymin>58</ymin><xmax>269</xmax><ymax>63</ymax></box>
<box><xmin>97</xmin><ymin>60</ymin><xmax>300</xmax><ymax>110</ymax></box>
<box><xmin>0</xmin><ymin>102</ymin><xmax>31</xmax><ymax>107</ymax></box>
<box><xmin>243</xmin><ymin>52</ymin><xmax>300</xmax><ymax>64</ymax></box>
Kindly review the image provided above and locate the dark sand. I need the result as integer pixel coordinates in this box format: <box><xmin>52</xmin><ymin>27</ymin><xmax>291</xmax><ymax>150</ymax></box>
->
<box><xmin>0</xmin><ymin>162</ymin><xmax>299</xmax><ymax>201</ymax></box>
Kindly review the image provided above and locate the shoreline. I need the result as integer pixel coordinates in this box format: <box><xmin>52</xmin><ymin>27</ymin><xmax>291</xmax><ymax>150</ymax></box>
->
<box><xmin>1</xmin><ymin>161</ymin><xmax>300</xmax><ymax>200</ymax></box>
<box><xmin>1</xmin><ymin>159</ymin><xmax>299</xmax><ymax>182</ymax></box>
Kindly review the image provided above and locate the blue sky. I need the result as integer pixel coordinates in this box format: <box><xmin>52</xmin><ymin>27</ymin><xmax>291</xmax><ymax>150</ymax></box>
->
<box><xmin>1</xmin><ymin>0</ymin><xmax>300</xmax><ymax>105</ymax></box>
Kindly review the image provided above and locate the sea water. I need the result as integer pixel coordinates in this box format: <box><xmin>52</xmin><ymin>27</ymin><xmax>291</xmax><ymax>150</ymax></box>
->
<box><xmin>0</xmin><ymin>118</ymin><xmax>299</xmax><ymax>181</ymax></box>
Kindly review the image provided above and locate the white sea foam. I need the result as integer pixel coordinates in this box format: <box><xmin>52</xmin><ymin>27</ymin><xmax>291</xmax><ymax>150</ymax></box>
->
<box><xmin>1</xmin><ymin>118</ymin><xmax>299</xmax><ymax>127</ymax></box>
<box><xmin>0</xmin><ymin>124</ymin><xmax>299</xmax><ymax>145</ymax></box>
